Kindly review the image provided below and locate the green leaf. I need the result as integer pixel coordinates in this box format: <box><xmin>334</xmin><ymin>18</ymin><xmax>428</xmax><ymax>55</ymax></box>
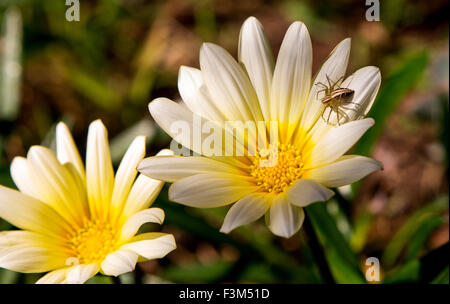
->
<box><xmin>431</xmin><ymin>266</ymin><xmax>449</xmax><ymax>284</ymax></box>
<box><xmin>163</xmin><ymin>260</ymin><xmax>233</xmax><ymax>283</ymax></box>
<box><xmin>242</xmin><ymin>228</ymin><xmax>321</xmax><ymax>283</ymax></box>
<box><xmin>382</xmin><ymin>196</ymin><xmax>448</xmax><ymax>268</ymax></box>
<box><xmin>354</xmin><ymin>51</ymin><xmax>429</xmax><ymax>156</ymax></box>
<box><xmin>306</xmin><ymin>202</ymin><xmax>365</xmax><ymax>283</ymax></box>
<box><xmin>383</xmin><ymin>243</ymin><xmax>448</xmax><ymax>284</ymax></box>
<box><xmin>68</xmin><ymin>67</ymin><xmax>121</xmax><ymax>111</ymax></box>
<box><xmin>0</xmin><ymin>218</ymin><xmax>11</xmax><ymax>231</ymax></box>
<box><xmin>193</xmin><ymin>0</ymin><xmax>217</xmax><ymax>41</ymax></box>
<box><xmin>383</xmin><ymin>259</ymin><xmax>421</xmax><ymax>284</ymax></box>
<box><xmin>0</xmin><ymin>165</ymin><xmax>14</xmax><ymax>189</ymax></box>
<box><xmin>350</xmin><ymin>213</ymin><xmax>374</xmax><ymax>253</ymax></box>
<box><xmin>0</xmin><ymin>268</ymin><xmax>19</xmax><ymax>284</ymax></box>
<box><xmin>326</xmin><ymin>247</ymin><xmax>366</xmax><ymax>284</ymax></box>
<box><xmin>404</xmin><ymin>216</ymin><xmax>445</xmax><ymax>262</ymax></box>
<box><xmin>154</xmin><ymin>189</ymin><xmax>320</xmax><ymax>283</ymax></box>
<box><xmin>86</xmin><ymin>275</ymin><xmax>114</xmax><ymax>284</ymax></box>
<box><xmin>239</xmin><ymin>262</ymin><xmax>278</xmax><ymax>283</ymax></box>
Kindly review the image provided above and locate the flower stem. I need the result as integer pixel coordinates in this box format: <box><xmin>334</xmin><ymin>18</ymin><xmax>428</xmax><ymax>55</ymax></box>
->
<box><xmin>303</xmin><ymin>215</ymin><xmax>336</xmax><ymax>284</ymax></box>
<box><xmin>133</xmin><ymin>264</ymin><xmax>143</xmax><ymax>284</ymax></box>
<box><xmin>111</xmin><ymin>276</ymin><xmax>121</xmax><ymax>284</ymax></box>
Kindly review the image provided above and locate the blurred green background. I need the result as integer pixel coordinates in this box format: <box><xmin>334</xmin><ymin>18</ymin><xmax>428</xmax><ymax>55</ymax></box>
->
<box><xmin>0</xmin><ymin>0</ymin><xmax>448</xmax><ymax>284</ymax></box>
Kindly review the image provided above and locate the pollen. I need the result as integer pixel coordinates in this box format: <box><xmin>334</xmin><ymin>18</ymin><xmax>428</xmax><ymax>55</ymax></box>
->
<box><xmin>68</xmin><ymin>218</ymin><xmax>118</xmax><ymax>264</ymax></box>
<box><xmin>250</xmin><ymin>143</ymin><xmax>304</xmax><ymax>194</ymax></box>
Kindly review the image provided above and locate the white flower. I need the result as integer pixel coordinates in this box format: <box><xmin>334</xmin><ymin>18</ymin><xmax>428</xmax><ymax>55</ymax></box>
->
<box><xmin>138</xmin><ymin>17</ymin><xmax>382</xmax><ymax>238</ymax></box>
<box><xmin>0</xmin><ymin>120</ymin><xmax>176</xmax><ymax>283</ymax></box>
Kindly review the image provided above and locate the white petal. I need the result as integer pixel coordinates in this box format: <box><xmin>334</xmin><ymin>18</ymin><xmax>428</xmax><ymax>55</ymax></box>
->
<box><xmin>0</xmin><ymin>230</ymin><xmax>67</xmax><ymax>250</ymax></box>
<box><xmin>301</xmin><ymin>38</ymin><xmax>351</xmax><ymax>130</ymax></box>
<box><xmin>308</xmin><ymin>118</ymin><xmax>374</xmax><ymax>167</ymax></box>
<box><xmin>149</xmin><ymin>98</ymin><xmax>214</xmax><ymax>155</ymax></box>
<box><xmin>37</xmin><ymin>264</ymin><xmax>99</xmax><ymax>284</ymax></box>
<box><xmin>318</xmin><ymin>66</ymin><xmax>382</xmax><ymax>126</ymax></box>
<box><xmin>119</xmin><ymin>208</ymin><xmax>165</xmax><ymax>241</ymax></box>
<box><xmin>0</xmin><ymin>244</ymin><xmax>68</xmax><ymax>273</ymax></box>
<box><xmin>64</xmin><ymin>162</ymin><xmax>87</xmax><ymax>204</ymax></box>
<box><xmin>268</xmin><ymin>194</ymin><xmax>305</xmax><ymax>238</ymax></box>
<box><xmin>0</xmin><ymin>186</ymin><xmax>71</xmax><ymax>238</ymax></box>
<box><xmin>271</xmin><ymin>21</ymin><xmax>312</xmax><ymax>137</ymax></box>
<box><xmin>148</xmin><ymin>98</ymin><xmax>194</xmax><ymax>143</ymax></box>
<box><xmin>169</xmin><ymin>173</ymin><xmax>258</xmax><ymax>208</ymax></box>
<box><xmin>121</xmin><ymin>150</ymin><xmax>172</xmax><ymax>219</ymax></box>
<box><xmin>121</xmin><ymin>175</ymin><xmax>163</xmax><ymax>219</ymax></box>
<box><xmin>239</xmin><ymin>16</ymin><xmax>274</xmax><ymax>121</ymax></box>
<box><xmin>65</xmin><ymin>263</ymin><xmax>99</xmax><ymax>284</ymax></box>
<box><xmin>25</xmin><ymin>146</ymin><xmax>87</xmax><ymax>225</ymax></box>
<box><xmin>138</xmin><ymin>156</ymin><xmax>245</xmax><ymax>182</ymax></box>
<box><xmin>200</xmin><ymin>43</ymin><xmax>263</xmax><ymax>122</ymax></box>
<box><xmin>101</xmin><ymin>250</ymin><xmax>138</xmax><ymax>276</ymax></box>
<box><xmin>306</xmin><ymin>155</ymin><xmax>382</xmax><ymax>187</ymax></box>
<box><xmin>286</xmin><ymin>179</ymin><xmax>334</xmax><ymax>207</ymax></box>
<box><xmin>36</xmin><ymin>268</ymin><xmax>68</xmax><ymax>284</ymax></box>
<box><xmin>340</xmin><ymin>66</ymin><xmax>381</xmax><ymax>120</ymax></box>
<box><xmin>56</xmin><ymin>122</ymin><xmax>85</xmax><ymax>181</ymax></box>
<box><xmin>110</xmin><ymin>136</ymin><xmax>146</xmax><ymax>216</ymax></box>
<box><xmin>10</xmin><ymin>156</ymin><xmax>40</xmax><ymax>199</ymax></box>
<box><xmin>86</xmin><ymin>120</ymin><xmax>114</xmax><ymax>219</ymax></box>
<box><xmin>178</xmin><ymin>66</ymin><xmax>225</xmax><ymax>122</ymax></box>
<box><xmin>148</xmin><ymin>98</ymin><xmax>250</xmax><ymax>165</ymax></box>
<box><xmin>220</xmin><ymin>192</ymin><xmax>271</xmax><ymax>233</ymax></box>
<box><xmin>121</xmin><ymin>233</ymin><xmax>176</xmax><ymax>260</ymax></box>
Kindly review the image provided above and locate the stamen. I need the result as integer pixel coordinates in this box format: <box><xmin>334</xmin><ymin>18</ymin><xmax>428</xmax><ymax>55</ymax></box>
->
<box><xmin>250</xmin><ymin>143</ymin><xmax>304</xmax><ymax>194</ymax></box>
<box><xmin>68</xmin><ymin>218</ymin><xmax>118</xmax><ymax>264</ymax></box>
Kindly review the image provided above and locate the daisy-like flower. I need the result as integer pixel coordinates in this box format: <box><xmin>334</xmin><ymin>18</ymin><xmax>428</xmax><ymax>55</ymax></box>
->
<box><xmin>138</xmin><ymin>17</ymin><xmax>382</xmax><ymax>238</ymax></box>
<box><xmin>0</xmin><ymin>120</ymin><xmax>176</xmax><ymax>283</ymax></box>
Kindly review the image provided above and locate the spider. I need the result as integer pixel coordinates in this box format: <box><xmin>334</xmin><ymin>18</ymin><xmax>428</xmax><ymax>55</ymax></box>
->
<box><xmin>315</xmin><ymin>75</ymin><xmax>359</xmax><ymax>126</ymax></box>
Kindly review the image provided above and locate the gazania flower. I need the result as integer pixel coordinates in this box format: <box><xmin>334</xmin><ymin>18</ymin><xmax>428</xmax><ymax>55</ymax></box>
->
<box><xmin>138</xmin><ymin>17</ymin><xmax>382</xmax><ymax>238</ymax></box>
<box><xmin>0</xmin><ymin>120</ymin><xmax>176</xmax><ymax>283</ymax></box>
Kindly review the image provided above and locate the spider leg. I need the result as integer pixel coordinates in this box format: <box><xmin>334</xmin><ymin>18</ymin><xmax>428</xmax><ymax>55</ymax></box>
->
<box><xmin>326</xmin><ymin>74</ymin><xmax>332</xmax><ymax>88</ymax></box>
<box><xmin>344</xmin><ymin>101</ymin><xmax>360</xmax><ymax>107</ymax></box>
<box><xmin>339</xmin><ymin>96</ymin><xmax>356</xmax><ymax>111</ymax></box>
<box><xmin>346</xmin><ymin>73</ymin><xmax>356</xmax><ymax>88</ymax></box>
<box><xmin>340</xmin><ymin>106</ymin><xmax>358</xmax><ymax>112</ymax></box>
<box><xmin>338</xmin><ymin>108</ymin><xmax>350</xmax><ymax>124</ymax></box>
<box><xmin>315</xmin><ymin>82</ymin><xmax>328</xmax><ymax>91</ymax></box>
<box><xmin>321</xmin><ymin>105</ymin><xmax>330</xmax><ymax>123</ymax></box>
<box><xmin>316</xmin><ymin>88</ymin><xmax>326</xmax><ymax>99</ymax></box>
<box><xmin>340</xmin><ymin>109</ymin><xmax>350</xmax><ymax>119</ymax></box>
<box><xmin>330</xmin><ymin>76</ymin><xmax>340</xmax><ymax>90</ymax></box>
<box><xmin>336</xmin><ymin>107</ymin><xmax>340</xmax><ymax>126</ymax></box>
<box><xmin>337</xmin><ymin>97</ymin><xmax>344</xmax><ymax>125</ymax></box>
<box><xmin>329</xmin><ymin>76</ymin><xmax>344</xmax><ymax>91</ymax></box>
<box><xmin>315</xmin><ymin>81</ymin><xmax>327</xmax><ymax>87</ymax></box>
<box><xmin>335</xmin><ymin>75</ymin><xmax>345</xmax><ymax>88</ymax></box>
<box><xmin>321</xmin><ymin>108</ymin><xmax>326</xmax><ymax>122</ymax></box>
<box><xmin>327</xmin><ymin>106</ymin><xmax>332</xmax><ymax>124</ymax></box>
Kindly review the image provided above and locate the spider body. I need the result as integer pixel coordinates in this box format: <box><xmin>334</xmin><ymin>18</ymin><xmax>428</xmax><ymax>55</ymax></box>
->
<box><xmin>315</xmin><ymin>75</ymin><xmax>358</xmax><ymax>126</ymax></box>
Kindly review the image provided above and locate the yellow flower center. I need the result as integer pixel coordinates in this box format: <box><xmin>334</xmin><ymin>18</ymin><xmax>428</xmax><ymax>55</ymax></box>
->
<box><xmin>250</xmin><ymin>143</ymin><xmax>304</xmax><ymax>194</ymax></box>
<box><xmin>69</xmin><ymin>219</ymin><xmax>118</xmax><ymax>264</ymax></box>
